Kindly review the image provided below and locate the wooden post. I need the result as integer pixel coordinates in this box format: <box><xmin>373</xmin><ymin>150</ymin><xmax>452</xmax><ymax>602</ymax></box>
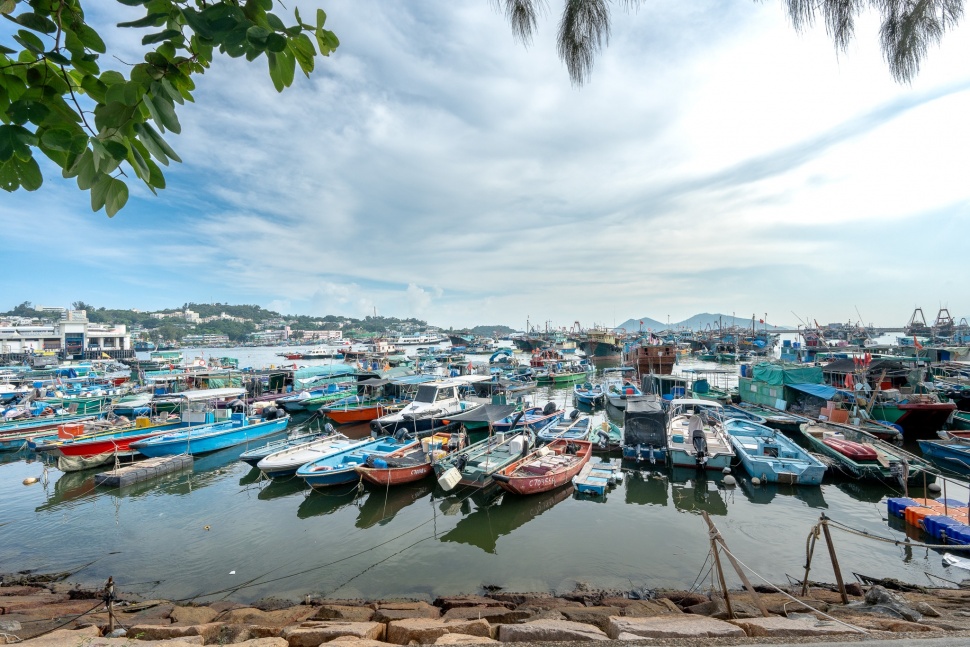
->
<box><xmin>702</xmin><ymin>511</ymin><xmax>734</xmax><ymax>618</ymax></box>
<box><xmin>802</xmin><ymin>526</ymin><xmax>818</xmax><ymax>598</ymax></box>
<box><xmin>820</xmin><ymin>516</ymin><xmax>849</xmax><ymax>604</ymax></box>
<box><xmin>702</xmin><ymin>511</ymin><xmax>770</xmax><ymax>617</ymax></box>
<box><xmin>105</xmin><ymin>576</ymin><xmax>115</xmax><ymax>633</ymax></box>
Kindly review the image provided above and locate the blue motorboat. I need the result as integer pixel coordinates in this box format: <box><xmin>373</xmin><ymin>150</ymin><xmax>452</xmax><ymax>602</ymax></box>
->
<box><xmin>574</xmin><ymin>382</ymin><xmax>605</xmax><ymax>407</ymax></box>
<box><xmin>536</xmin><ymin>413</ymin><xmax>592</xmax><ymax>444</ymax></box>
<box><xmin>724</xmin><ymin>419</ymin><xmax>826</xmax><ymax>485</ymax></box>
<box><xmin>605</xmin><ymin>379</ymin><xmax>642</xmax><ymax>409</ymax></box>
<box><xmin>296</xmin><ymin>437</ymin><xmax>416</xmax><ymax>489</ymax></box>
<box><xmin>131</xmin><ymin>411</ymin><xmax>290</xmax><ymax>457</ymax></box>
<box><xmin>917</xmin><ymin>439</ymin><xmax>970</xmax><ymax>476</ymax></box>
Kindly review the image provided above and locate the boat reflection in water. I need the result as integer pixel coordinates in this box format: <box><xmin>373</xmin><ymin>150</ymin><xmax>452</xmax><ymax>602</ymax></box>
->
<box><xmin>439</xmin><ymin>485</ymin><xmax>574</xmax><ymax>554</ymax></box>
<box><xmin>255</xmin><ymin>476</ymin><xmax>307</xmax><ymax>502</ymax></box>
<box><xmin>738</xmin><ymin>477</ymin><xmax>828</xmax><ymax>509</ymax></box>
<box><xmin>296</xmin><ymin>485</ymin><xmax>361</xmax><ymax>520</ymax></box>
<box><xmin>669</xmin><ymin>467</ymin><xmax>730</xmax><ymax>516</ymax></box>
<box><xmin>623</xmin><ymin>467</ymin><xmax>670</xmax><ymax>507</ymax></box>
<box><xmin>355</xmin><ymin>483</ymin><xmax>434</xmax><ymax>530</ymax></box>
<box><xmin>36</xmin><ymin>468</ymin><xmax>97</xmax><ymax>512</ymax></box>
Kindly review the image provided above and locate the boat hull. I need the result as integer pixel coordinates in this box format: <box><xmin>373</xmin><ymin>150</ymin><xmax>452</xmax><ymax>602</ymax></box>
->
<box><xmin>495</xmin><ymin>440</ymin><xmax>593</xmax><ymax>496</ymax></box>
<box><xmin>132</xmin><ymin>416</ymin><xmax>290</xmax><ymax>457</ymax></box>
<box><xmin>356</xmin><ymin>462</ymin><xmax>433</xmax><ymax>486</ymax></box>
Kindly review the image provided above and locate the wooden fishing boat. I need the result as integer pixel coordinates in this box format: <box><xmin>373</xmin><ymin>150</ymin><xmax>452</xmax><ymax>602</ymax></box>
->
<box><xmin>536</xmin><ymin>413</ymin><xmax>591</xmax><ymax>444</ymax></box>
<box><xmin>723</xmin><ymin>419</ymin><xmax>826</xmax><ymax>485</ymax></box>
<box><xmin>605</xmin><ymin>379</ymin><xmax>642</xmax><ymax>409</ymax></box>
<box><xmin>573</xmin><ymin>382</ymin><xmax>605</xmax><ymax>406</ymax></box>
<box><xmin>240</xmin><ymin>426</ymin><xmax>345</xmax><ymax>467</ymax></box>
<box><xmin>296</xmin><ymin>437</ymin><xmax>414</xmax><ymax>489</ymax></box>
<box><xmin>492</xmin><ymin>439</ymin><xmax>593</xmax><ymax>495</ymax></box>
<box><xmin>256</xmin><ymin>432</ymin><xmax>357</xmax><ymax>478</ymax></box>
<box><xmin>355</xmin><ymin>432</ymin><xmax>465</xmax><ymax>486</ymax></box>
<box><xmin>797</xmin><ymin>421</ymin><xmax>937</xmax><ymax>484</ymax></box>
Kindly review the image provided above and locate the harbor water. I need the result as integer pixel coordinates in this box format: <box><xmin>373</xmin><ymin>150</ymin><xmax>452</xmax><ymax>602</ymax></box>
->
<box><xmin>1</xmin><ymin>343</ymin><xmax>967</xmax><ymax>603</ymax></box>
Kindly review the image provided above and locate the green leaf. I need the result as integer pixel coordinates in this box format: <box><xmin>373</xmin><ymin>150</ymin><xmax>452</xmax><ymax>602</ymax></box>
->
<box><xmin>105</xmin><ymin>178</ymin><xmax>129</xmax><ymax>217</ymax></box>
<box><xmin>134</xmin><ymin>121</ymin><xmax>181</xmax><ymax>164</ymax></box>
<box><xmin>316</xmin><ymin>9</ymin><xmax>327</xmax><ymax>29</ymax></box>
<box><xmin>15</xmin><ymin>12</ymin><xmax>56</xmax><ymax>34</ymax></box>
<box><xmin>0</xmin><ymin>0</ymin><xmax>16</xmax><ymax>15</ymax></box>
<box><xmin>128</xmin><ymin>140</ymin><xmax>151</xmax><ymax>182</ymax></box>
<box><xmin>266</xmin><ymin>13</ymin><xmax>285</xmax><ymax>32</ymax></box>
<box><xmin>315</xmin><ymin>29</ymin><xmax>339</xmax><ymax>56</ymax></box>
<box><xmin>0</xmin><ymin>155</ymin><xmax>42</xmax><ymax>191</ymax></box>
<box><xmin>118</xmin><ymin>13</ymin><xmax>168</xmax><ymax>28</ymax></box>
<box><xmin>143</xmin><ymin>93</ymin><xmax>180</xmax><ymax>134</ymax></box>
<box><xmin>101</xmin><ymin>70</ymin><xmax>126</xmax><ymax>85</ymax></box>
<box><xmin>90</xmin><ymin>173</ymin><xmax>111</xmax><ymax>211</ymax></box>
<box><xmin>0</xmin><ymin>124</ymin><xmax>34</xmax><ymax>161</ymax></box>
<box><xmin>289</xmin><ymin>33</ymin><xmax>315</xmax><ymax>76</ymax></box>
<box><xmin>247</xmin><ymin>25</ymin><xmax>271</xmax><ymax>48</ymax></box>
<box><xmin>44</xmin><ymin>50</ymin><xmax>71</xmax><ymax>65</ymax></box>
<box><xmin>77</xmin><ymin>24</ymin><xmax>107</xmax><ymax>54</ymax></box>
<box><xmin>40</xmin><ymin>128</ymin><xmax>73</xmax><ymax>152</ymax></box>
<box><xmin>74</xmin><ymin>150</ymin><xmax>97</xmax><ymax>189</ymax></box>
<box><xmin>7</xmin><ymin>99</ymin><xmax>49</xmax><ymax>126</ymax></box>
<box><xmin>13</xmin><ymin>30</ymin><xmax>45</xmax><ymax>55</ymax></box>
<box><xmin>266</xmin><ymin>32</ymin><xmax>286</xmax><ymax>53</ymax></box>
<box><xmin>142</xmin><ymin>29</ymin><xmax>181</xmax><ymax>46</ymax></box>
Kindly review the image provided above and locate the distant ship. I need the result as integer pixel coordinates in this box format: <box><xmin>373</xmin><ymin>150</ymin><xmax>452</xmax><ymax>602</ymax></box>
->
<box><xmin>134</xmin><ymin>341</ymin><xmax>156</xmax><ymax>352</ymax></box>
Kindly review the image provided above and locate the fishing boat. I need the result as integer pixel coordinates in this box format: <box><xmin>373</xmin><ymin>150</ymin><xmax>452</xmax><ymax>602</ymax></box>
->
<box><xmin>300</xmin><ymin>384</ymin><xmax>358</xmax><ymax>412</ymax></box>
<box><xmin>296</xmin><ymin>437</ymin><xmax>414</xmax><ymax>489</ymax></box>
<box><xmin>492</xmin><ymin>439</ymin><xmax>593</xmax><ymax>495</ymax></box>
<box><xmin>355</xmin><ymin>432</ymin><xmax>465</xmax><ymax>486</ymax></box>
<box><xmin>369</xmin><ymin>378</ymin><xmax>487</xmax><ymax>437</ymax></box>
<box><xmin>723</xmin><ymin>419</ymin><xmax>826</xmax><ymax>485</ymax></box>
<box><xmin>240</xmin><ymin>424</ymin><xmax>345</xmax><ymax>467</ymax></box>
<box><xmin>666</xmin><ymin>399</ymin><xmax>734</xmax><ymax>470</ymax></box>
<box><xmin>535</xmin><ymin>359</ymin><xmax>594</xmax><ymax>385</ymax></box>
<box><xmin>605</xmin><ymin>379</ymin><xmax>642</xmax><ymax>409</ymax></box>
<box><xmin>573</xmin><ymin>382</ymin><xmax>605</xmax><ymax>406</ymax></box>
<box><xmin>536</xmin><ymin>413</ymin><xmax>592</xmax><ymax>444</ymax></box>
<box><xmin>916</xmin><ymin>439</ymin><xmax>970</xmax><ymax>476</ymax></box>
<box><xmin>43</xmin><ymin>418</ymin><xmax>186</xmax><ymax>472</ymax></box>
<box><xmin>492</xmin><ymin>403</ymin><xmax>563</xmax><ymax>434</ymax></box>
<box><xmin>256</xmin><ymin>432</ymin><xmax>358</xmax><ymax>478</ymax></box>
<box><xmin>797</xmin><ymin>421</ymin><xmax>938</xmax><ymax>484</ymax></box>
<box><xmin>621</xmin><ymin>394</ymin><xmax>667</xmax><ymax>464</ymax></box>
<box><xmin>434</xmin><ymin>429</ymin><xmax>534</xmax><ymax>491</ymax></box>
<box><xmin>130</xmin><ymin>389</ymin><xmax>289</xmax><ymax>457</ymax></box>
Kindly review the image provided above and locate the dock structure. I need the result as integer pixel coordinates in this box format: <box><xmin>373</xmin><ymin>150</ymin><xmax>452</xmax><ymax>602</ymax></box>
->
<box><xmin>94</xmin><ymin>455</ymin><xmax>193</xmax><ymax>488</ymax></box>
<box><xmin>573</xmin><ymin>462</ymin><xmax>623</xmax><ymax>496</ymax></box>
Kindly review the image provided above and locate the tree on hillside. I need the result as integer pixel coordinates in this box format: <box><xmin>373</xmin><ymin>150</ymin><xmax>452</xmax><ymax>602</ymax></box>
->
<box><xmin>1</xmin><ymin>0</ymin><xmax>338</xmax><ymax>214</ymax></box>
<box><xmin>497</xmin><ymin>0</ymin><xmax>961</xmax><ymax>84</ymax></box>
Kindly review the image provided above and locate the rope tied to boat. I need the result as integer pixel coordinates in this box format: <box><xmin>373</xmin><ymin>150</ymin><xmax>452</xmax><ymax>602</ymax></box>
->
<box><xmin>826</xmin><ymin>517</ymin><xmax>970</xmax><ymax>551</ymax></box>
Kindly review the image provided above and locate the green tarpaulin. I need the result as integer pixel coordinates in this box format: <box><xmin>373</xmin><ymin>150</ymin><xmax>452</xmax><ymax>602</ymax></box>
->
<box><xmin>751</xmin><ymin>362</ymin><xmax>823</xmax><ymax>386</ymax></box>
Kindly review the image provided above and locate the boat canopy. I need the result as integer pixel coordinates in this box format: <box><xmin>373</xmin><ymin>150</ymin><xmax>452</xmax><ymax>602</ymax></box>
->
<box><xmin>786</xmin><ymin>383</ymin><xmax>857</xmax><ymax>402</ymax></box>
<box><xmin>446</xmin><ymin>404</ymin><xmax>519</xmax><ymax>423</ymax></box>
<box><xmin>176</xmin><ymin>387</ymin><xmax>246</xmax><ymax>401</ymax></box>
<box><xmin>751</xmin><ymin>362</ymin><xmax>823</xmax><ymax>386</ymax></box>
<box><xmin>670</xmin><ymin>398</ymin><xmax>724</xmax><ymax>408</ymax></box>
<box><xmin>624</xmin><ymin>397</ymin><xmax>666</xmax><ymax>447</ymax></box>
<box><xmin>357</xmin><ymin>378</ymin><xmax>390</xmax><ymax>387</ymax></box>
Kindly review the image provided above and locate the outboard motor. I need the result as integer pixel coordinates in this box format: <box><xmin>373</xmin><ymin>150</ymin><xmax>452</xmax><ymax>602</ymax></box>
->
<box><xmin>229</xmin><ymin>399</ymin><xmax>247</xmax><ymax>414</ymax></box>
<box><xmin>454</xmin><ymin>454</ymin><xmax>468</xmax><ymax>472</ymax></box>
<box><xmin>393</xmin><ymin>427</ymin><xmax>409</xmax><ymax>442</ymax></box>
<box><xmin>569</xmin><ymin>409</ymin><xmax>580</xmax><ymax>420</ymax></box>
<box><xmin>596</xmin><ymin>429</ymin><xmax>610</xmax><ymax>450</ymax></box>
<box><xmin>323</xmin><ymin>422</ymin><xmax>336</xmax><ymax>435</ymax></box>
<box><xmin>542</xmin><ymin>401</ymin><xmax>558</xmax><ymax>416</ymax></box>
<box><xmin>688</xmin><ymin>414</ymin><xmax>707</xmax><ymax>468</ymax></box>
<box><xmin>262</xmin><ymin>405</ymin><xmax>280</xmax><ymax>420</ymax></box>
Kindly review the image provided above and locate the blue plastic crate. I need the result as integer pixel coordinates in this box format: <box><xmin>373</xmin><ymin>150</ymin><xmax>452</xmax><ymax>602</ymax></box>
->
<box><xmin>887</xmin><ymin>497</ymin><xmax>919</xmax><ymax>518</ymax></box>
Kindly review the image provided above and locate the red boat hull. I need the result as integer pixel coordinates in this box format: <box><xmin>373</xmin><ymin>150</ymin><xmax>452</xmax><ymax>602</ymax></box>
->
<box><xmin>822</xmin><ymin>437</ymin><xmax>878</xmax><ymax>461</ymax></box>
<box><xmin>324</xmin><ymin>404</ymin><xmax>389</xmax><ymax>424</ymax></box>
<box><xmin>357</xmin><ymin>462</ymin><xmax>433</xmax><ymax>486</ymax></box>
<box><xmin>495</xmin><ymin>439</ymin><xmax>593</xmax><ymax>496</ymax></box>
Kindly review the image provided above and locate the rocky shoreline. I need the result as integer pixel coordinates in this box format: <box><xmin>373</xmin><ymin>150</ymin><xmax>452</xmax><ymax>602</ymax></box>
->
<box><xmin>3</xmin><ymin>573</ymin><xmax>970</xmax><ymax>646</ymax></box>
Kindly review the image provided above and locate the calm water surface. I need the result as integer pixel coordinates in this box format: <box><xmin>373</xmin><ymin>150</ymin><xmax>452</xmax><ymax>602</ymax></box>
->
<box><xmin>1</xmin><ymin>343</ymin><xmax>967</xmax><ymax>602</ymax></box>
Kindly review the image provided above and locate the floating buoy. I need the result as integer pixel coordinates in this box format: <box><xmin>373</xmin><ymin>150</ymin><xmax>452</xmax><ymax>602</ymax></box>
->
<box><xmin>927</xmin><ymin>483</ymin><xmax>942</xmax><ymax>493</ymax></box>
<box><xmin>23</xmin><ymin>477</ymin><xmax>39</xmax><ymax>485</ymax></box>
<box><xmin>723</xmin><ymin>475</ymin><xmax>737</xmax><ymax>487</ymax></box>
<box><xmin>751</xmin><ymin>477</ymin><xmax>761</xmax><ymax>486</ymax></box>
<box><xmin>204</xmin><ymin>525</ymin><xmax>211</xmax><ymax>531</ymax></box>
<box><xmin>721</xmin><ymin>467</ymin><xmax>731</xmax><ymax>475</ymax></box>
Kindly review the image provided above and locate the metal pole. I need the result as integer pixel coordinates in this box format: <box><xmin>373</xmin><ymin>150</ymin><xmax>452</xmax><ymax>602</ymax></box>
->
<box><xmin>820</xmin><ymin>516</ymin><xmax>849</xmax><ymax>604</ymax></box>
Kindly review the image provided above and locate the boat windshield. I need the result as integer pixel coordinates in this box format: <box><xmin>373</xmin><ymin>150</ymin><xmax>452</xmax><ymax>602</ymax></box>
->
<box><xmin>414</xmin><ymin>385</ymin><xmax>438</xmax><ymax>403</ymax></box>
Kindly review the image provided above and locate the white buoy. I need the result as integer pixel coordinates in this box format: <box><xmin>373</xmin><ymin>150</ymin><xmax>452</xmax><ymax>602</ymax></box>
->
<box><xmin>927</xmin><ymin>483</ymin><xmax>942</xmax><ymax>493</ymax></box>
<box><xmin>721</xmin><ymin>467</ymin><xmax>731</xmax><ymax>475</ymax></box>
<box><xmin>723</xmin><ymin>475</ymin><xmax>737</xmax><ymax>486</ymax></box>
<box><xmin>23</xmin><ymin>477</ymin><xmax>39</xmax><ymax>485</ymax></box>
<box><xmin>751</xmin><ymin>477</ymin><xmax>761</xmax><ymax>486</ymax></box>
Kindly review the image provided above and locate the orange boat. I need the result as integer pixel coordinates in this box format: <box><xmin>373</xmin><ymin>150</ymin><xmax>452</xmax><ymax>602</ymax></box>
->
<box><xmin>492</xmin><ymin>439</ymin><xmax>593</xmax><ymax>496</ymax></box>
<box><xmin>323</xmin><ymin>401</ymin><xmax>405</xmax><ymax>425</ymax></box>
<box><xmin>355</xmin><ymin>432</ymin><xmax>464</xmax><ymax>486</ymax></box>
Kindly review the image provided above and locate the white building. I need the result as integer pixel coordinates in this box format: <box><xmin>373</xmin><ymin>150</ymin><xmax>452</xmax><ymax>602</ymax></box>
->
<box><xmin>0</xmin><ymin>312</ymin><xmax>130</xmax><ymax>356</ymax></box>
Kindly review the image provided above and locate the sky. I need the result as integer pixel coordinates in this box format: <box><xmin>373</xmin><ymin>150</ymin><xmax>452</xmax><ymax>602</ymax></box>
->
<box><xmin>3</xmin><ymin>1</ymin><xmax>969</xmax><ymax>330</ymax></box>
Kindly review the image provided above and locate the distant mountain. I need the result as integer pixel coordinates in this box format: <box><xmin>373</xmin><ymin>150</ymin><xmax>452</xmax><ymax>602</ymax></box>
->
<box><xmin>616</xmin><ymin>313</ymin><xmax>788</xmax><ymax>332</ymax></box>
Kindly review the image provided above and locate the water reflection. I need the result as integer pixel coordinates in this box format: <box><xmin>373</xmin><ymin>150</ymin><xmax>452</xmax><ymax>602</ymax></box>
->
<box><xmin>296</xmin><ymin>486</ymin><xmax>361</xmax><ymax>519</ymax></box>
<box><xmin>669</xmin><ymin>468</ymin><xmax>729</xmax><ymax>516</ymax></box>
<box><xmin>623</xmin><ymin>468</ymin><xmax>670</xmax><ymax>507</ymax></box>
<box><xmin>255</xmin><ymin>476</ymin><xmax>307</xmax><ymax>501</ymax></box>
<box><xmin>356</xmin><ymin>483</ymin><xmax>434</xmax><ymax>529</ymax></box>
<box><xmin>439</xmin><ymin>485</ymin><xmax>574</xmax><ymax>553</ymax></box>
<box><xmin>738</xmin><ymin>478</ymin><xmax>828</xmax><ymax>509</ymax></box>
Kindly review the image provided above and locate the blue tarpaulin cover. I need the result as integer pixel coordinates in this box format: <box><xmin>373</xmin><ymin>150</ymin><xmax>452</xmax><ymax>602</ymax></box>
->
<box><xmin>787</xmin><ymin>382</ymin><xmax>856</xmax><ymax>402</ymax></box>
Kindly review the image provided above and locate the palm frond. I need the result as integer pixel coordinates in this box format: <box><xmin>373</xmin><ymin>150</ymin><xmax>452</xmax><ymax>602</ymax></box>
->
<box><xmin>879</xmin><ymin>0</ymin><xmax>964</xmax><ymax>82</ymax></box>
<box><xmin>558</xmin><ymin>0</ymin><xmax>611</xmax><ymax>86</ymax></box>
<box><xmin>501</xmin><ymin>0</ymin><xmax>545</xmax><ymax>45</ymax></box>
